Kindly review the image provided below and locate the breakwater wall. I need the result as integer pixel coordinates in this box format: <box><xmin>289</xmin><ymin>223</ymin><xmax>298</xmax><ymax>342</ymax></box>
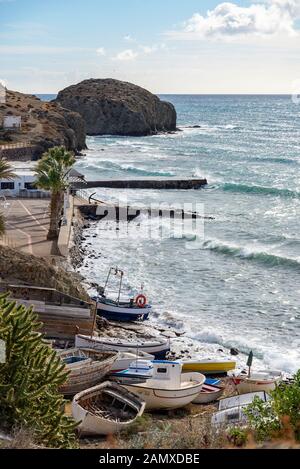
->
<box><xmin>75</xmin><ymin>177</ymin><xmax>208</xmax><ymax>191</ymax></box>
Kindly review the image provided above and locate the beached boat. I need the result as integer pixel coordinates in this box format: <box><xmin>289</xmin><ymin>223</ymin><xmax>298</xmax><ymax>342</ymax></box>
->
<box><xmin>192</xmin><ymin>383</ymin><xmax>224</xmax><ymax>404</ymax></box>
<box><xmin>231</xmin><ymin>370</ymin><xmax>282</xmax><ymax>394</ymax></box>
<box><xmin>75</xmin><ymin>334</ymin><xmax>170</xmax><ymax>359</ymax></box>
<box><xmin>122</xmin><ymin>361</ymin><xmax>205</xmax><ymax>411</ymax></box>
<box><xmin>182</xmin><ymin>359</ymin><xmax>236</xmax><ymax>375</ymax></box>
<box><xmin>58</xmin><ymin>348</ymin><xmax>118</xmax><ymax>396</ymax></box>
<box><xmin>72</xmin><ymin>381</ymin><xmax>146</xmax><ymax>436</ymax></box>
<box><xmin>94</xmin><ymin>267</ymin><xmax>151</xmax><ymax>322</ymax></box>
<box><xmin>218</xmin><ymin>392</ymin><xmax>270</xmax><ymax>411</ymax></box>
<box><xmin>111</xmin><ymin>351</ymin><xmax>155</xmax><ymax>372</ymax></box>
<box><xmin>212</xmin><ymin>392</ymin><xmax>270</xmax><ymax>427</ymax></box>
<box><xmin>110</xmin><ymin>360</ymin><xmax>154</xmax><ymax>384</ymax></box>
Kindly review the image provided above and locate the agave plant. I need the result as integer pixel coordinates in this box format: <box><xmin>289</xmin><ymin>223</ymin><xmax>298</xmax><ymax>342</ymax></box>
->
<box><xmin>34</xmin><ymin>146</ymin><xmax>75</xmax><ymax>239</ymax></box>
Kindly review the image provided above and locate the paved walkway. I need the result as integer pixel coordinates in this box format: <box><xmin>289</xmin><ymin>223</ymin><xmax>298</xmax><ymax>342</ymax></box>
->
<box><xmin>1</xmin><ymin>198</ymin><xmax>59</xmax><ymax>257</ymax></box>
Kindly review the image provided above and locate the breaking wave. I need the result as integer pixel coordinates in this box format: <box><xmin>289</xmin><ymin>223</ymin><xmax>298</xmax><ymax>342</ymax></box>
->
<box><xmin>223</xmin><ymin>183</ymin><xmax>300</xmax><ymax>199</ymax></box>
<box><xmin>200</xmin><ymin>239</ymin><xmax>300</xmax><ymax>270</ymax></box>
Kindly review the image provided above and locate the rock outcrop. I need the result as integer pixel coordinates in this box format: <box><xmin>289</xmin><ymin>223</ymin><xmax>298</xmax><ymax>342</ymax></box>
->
<box><xmin>0</xmin><ymin>90</ymin><xmax>86</xmax><ymax>158</ymax></box>
<box><xmin>55</xmin><ymin>79</ymin><xmax>177</xmax><ymax>136</ymax></box>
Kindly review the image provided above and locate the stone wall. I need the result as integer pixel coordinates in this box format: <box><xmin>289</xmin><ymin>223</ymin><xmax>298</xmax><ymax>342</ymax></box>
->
<box><xmin>0</xmin><ymin>145</ymin><xmax>37</xmax><ymax>161</ymax></box>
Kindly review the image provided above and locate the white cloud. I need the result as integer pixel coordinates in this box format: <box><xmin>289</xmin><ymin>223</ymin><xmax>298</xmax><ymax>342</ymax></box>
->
<box><xmin>124</xmin><ymin>35</ymin><xmax>135</xmax><ymax>42</ymax></box>
<box><xmin>96</xmin><ymin>47</ymin><xmax>106</xmax><ymax>56</ymax></box>
<box><xmin>113</xmin><ymin>49</ymin><xmax>139</xmax><ymax>61</ymax></box>
<box><xmin>167</xmin><ymin>0</ymin><xmax>300</xmax><ymax>40</ymax></box>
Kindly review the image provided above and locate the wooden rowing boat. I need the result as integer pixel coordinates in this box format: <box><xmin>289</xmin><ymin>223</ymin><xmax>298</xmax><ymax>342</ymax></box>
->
<box><xmin>72</xmin><ymin>381</ymin><xmax>146</xmax><ymax>436</ymax></box>
<box><xmin>58</xmin><ymin>348</ymin><xmax>118</xmax><ymax>396</ymax></box>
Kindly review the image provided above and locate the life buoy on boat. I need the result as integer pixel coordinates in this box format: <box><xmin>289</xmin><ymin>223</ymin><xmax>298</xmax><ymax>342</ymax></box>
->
<box><xmin>135</xmin><ymin>294</ymin><xmax>147</xmax><ymax>308</ymax></box>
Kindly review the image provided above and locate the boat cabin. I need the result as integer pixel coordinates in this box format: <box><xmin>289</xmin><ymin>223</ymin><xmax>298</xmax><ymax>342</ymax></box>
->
<box><xmin>151</xmin><ymin>361</ymin><xmax>182</xmax><ymax>389</ymax></box>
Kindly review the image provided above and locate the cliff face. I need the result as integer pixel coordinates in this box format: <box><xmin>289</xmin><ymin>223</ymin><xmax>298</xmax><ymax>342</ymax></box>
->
<box><xmin>55</xmin><ymin>79</ymin><xmax>177</xmax><ymax>136</ymax></box>
<box><xmin>0</xmin><ymin>90</ymin><xmax>86</xmax><ymax>157</ymax></box>
<box><xmin>0</xmin><ymin>245</ymin><xmax>88</xmax><ymax>301</ymax></box>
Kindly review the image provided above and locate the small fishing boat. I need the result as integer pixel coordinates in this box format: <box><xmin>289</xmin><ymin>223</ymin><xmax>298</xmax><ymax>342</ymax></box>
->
<box><xmin>182</xmin><ymin>359</ymin><xmax>236</xmax><ymax>375</ymax></box>
<box><xmin>212</xmin><ymin>391</ymin><xmax>270</xmax><ymax>427</ymax></box>
<box><xmin>192</xmin><ymin>383</ymin><xmax>224</xmax><ymax>405</ymax></box>
<box><xmin>94</xmin><ymin>267</ymin><xmax>152</xmax><ymax>322</ymax></box>
<box><xmin>110</xmin><ymin>360</ymin><xmax>154</xmax><ymax>384</ymax></box>
<box><xmin>75</xmin><ymin>334</ymin><xmax>170</xmax><ymax>359</ymax></box>
<box><xmin>218</xmin><ymin>392</ymin><xmax>270</xmax><ymax>411</ymax></box>
<box><xmin>72</xmin><ymin>381</ymin><xmax>146</xmax><ymax>436</ymax></box>
<box><xmin>122</xmin><ymin>361</ymin><xmax>205</xmax><ymax>411</ymax></box>
<box><xmin>231</xmin><ymin>370</ymin><xmax>282</xmax><ymax>395</ymax></box>
<box><xmin>58</xmin><ymin>348</ymin><xmax>118</xmax><ymax>396</ymax></box>
<box><xmin>111</xmin><ymin>351</ymin><xmax>155</xmax><ymax>372</ymax></box>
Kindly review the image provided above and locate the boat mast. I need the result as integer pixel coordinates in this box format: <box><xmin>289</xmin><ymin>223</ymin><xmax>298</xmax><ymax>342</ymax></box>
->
<box><xmin>117</xmin><ymin>269</ymin><xmax>124</xmax><ymax>306</ymax></box>
<box><xmin>103</xmin><ymin>267</ymin><xmax>114</xmax><ymax>295</ymax></box>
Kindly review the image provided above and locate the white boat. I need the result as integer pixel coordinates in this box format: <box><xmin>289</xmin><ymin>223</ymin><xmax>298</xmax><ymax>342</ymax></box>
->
<box><xmin>213</xmin><ymin>391</ymin><xmax>270</xmax><ymax>427</ymax></box>
<box><xmin>110</xmin><ymin>359</ymin><xmax>154</xmax><ymax>384</ymax></box>
<box><xmin>218</xmin><ymin>392</ymin><xmax>270</xmax><ymax>411</ymax></box>
<box><xmin>231</xmin><ymin>370</ymin><xmax>282</xmax><ymax>395</ymax></box>
<box><xmin>192</xmin><ymin>383</ymin><xmax>224</xmax><ymax>405</ymax></box>
<box><xmin>122</xmin><ymin>361</ymin><xmax>205</xmax><ymax>411</ymax></box>
<box><xmin>111</xmin><ymin>351</ymin><xmax>155</xmax><ymax>372</ymax></box>
<box><xmin>72</xmin><ymin>381</ymin><xmax>146</xmax><ymax>436</ymax></box>
<box><xmin>75</xmin><ymin>334</ymin><xmax>170</xmax><ymax>359</ymax></box>
<box><xmin>58</xmin><ymin>348</ymin><xmax>118</xmax><ymax>396</ymax></box>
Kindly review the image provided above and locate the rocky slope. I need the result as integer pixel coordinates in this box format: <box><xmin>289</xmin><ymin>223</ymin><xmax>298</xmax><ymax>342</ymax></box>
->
<box><xmin>55</xmin><ymin>79</ymin><xmax>177</xmax><ymax>136</ymax></box>
<box><xmin>0</xmin><ymin>90</ymin><xmax>86</xmax><ymax>157</ymax></box>
<box><xmin>0</xmin><ymin>245</ymin><xmax>88</xmax><ymax>301</ymax></box>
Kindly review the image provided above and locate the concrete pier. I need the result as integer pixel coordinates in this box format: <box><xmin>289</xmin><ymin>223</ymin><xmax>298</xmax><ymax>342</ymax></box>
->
<box><xmin>75</xmin><ymin>177</ymin><xmax>208</xmax><ymax>190</ymax></box>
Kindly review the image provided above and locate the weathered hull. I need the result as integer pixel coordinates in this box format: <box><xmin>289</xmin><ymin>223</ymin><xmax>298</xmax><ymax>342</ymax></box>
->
<box><xmin>58</xmin><ymin>349</ymin><xmax>118</xmax><ymax>396</ymax></box>
<box><xmin>72</xmin><ymin>382</ymin><xmax>145</xmax><ymax>436</ymax></box>
<box><xmin>75</xmin><ymin>334</ymin><xmax>170</xmax><ymax>359</ymax></box>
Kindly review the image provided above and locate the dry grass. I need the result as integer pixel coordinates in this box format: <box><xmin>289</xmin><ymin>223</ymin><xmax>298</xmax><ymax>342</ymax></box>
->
<box><xmin>0</xmin><ymin>427</ymin><xmax>39</xmax><ymax>449</ymax></box>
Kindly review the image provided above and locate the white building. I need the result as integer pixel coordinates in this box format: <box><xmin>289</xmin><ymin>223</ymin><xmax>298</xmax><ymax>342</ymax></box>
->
<box><xmin>3</xmin><ymin>116</ymin><xmax>22</xmax><ymax>130</ymax></box>
<box><xmin>0</xmin><ymin>167</ymin><xmax>49</xmax><ymax>198</ymax></box>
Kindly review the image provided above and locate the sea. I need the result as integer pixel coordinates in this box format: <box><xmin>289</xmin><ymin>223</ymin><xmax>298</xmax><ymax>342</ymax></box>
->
<box><xmin>39</xmin><ymin>94</ymin><xmax>300</xmax><ymax>374</ymax></box>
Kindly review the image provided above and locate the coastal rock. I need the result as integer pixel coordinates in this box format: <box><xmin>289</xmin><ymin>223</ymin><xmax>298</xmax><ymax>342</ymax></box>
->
<box><xmin>230</xmin><ymin>348</ymin><xmax>240</xmax><ymax>356</ymax></box>
<box><xmin>55</xmin><ymin>79</ymin><xmax>177</xmax><ymax>136</ymax></box>
<box><xmin>0</xmin><ymin>90</ymin><xmax>86</xmax><ymax>158</ymax></box>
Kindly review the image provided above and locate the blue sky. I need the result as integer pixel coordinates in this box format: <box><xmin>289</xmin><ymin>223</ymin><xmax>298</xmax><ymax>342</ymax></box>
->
<box><xmin>1</xmin><ymin>0</ymin><xmax>300</xmax><ymax>93</ymax></box>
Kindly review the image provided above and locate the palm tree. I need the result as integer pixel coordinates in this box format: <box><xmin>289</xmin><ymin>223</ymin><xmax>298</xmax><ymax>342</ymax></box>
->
<box><xmin>35</xmin><ymin>146</ymin><xmax>76</xmax><ymax>240</ymax></box>
<box><xmin>0</xmin><ymin>157</ymin><xmax>16</xmax><ymax>180</ymax></box>
<box><xmin>0</xmin><ymin>158</ymin><xmax>16</xmax><ymax>238</ymax></box>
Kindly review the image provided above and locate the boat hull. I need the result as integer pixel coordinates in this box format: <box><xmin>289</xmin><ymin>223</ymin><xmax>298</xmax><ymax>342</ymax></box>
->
<box><xmin>58</xmin><ymin>349</ymin><xmax>118</xmax><ymax>396</ymax></box>
<box><xmin>232</xmin><ymin>377</ymin><xmax>281</xmax><ymax>395</ymax></box>
<box><xmin>192</xmin><ymin>385</ymin><xmax>224</xmax><ymax>405</ymax></box>
<box><xmin>97</xmin><ymin>301</ymin><xmax>151</xmax><ymax>322</ymax></box>
<box><xmin>72</xmin><ymin>382</ymin><xmax>145</xmax><ymax>436</ymax></box>
<box><xmin>182</xmin><ymin>360</ymin><xmax>236</xmax><ymax>375</ymax></box>
<box><xmin>75</xmin><ymin>335</ymin><xmax>170</xmax><ymax>359</ymax></box>
<box><xmin>123</xmin><ymin>373</ymin><xmax>205</xmax><ymax>411</ymax></box>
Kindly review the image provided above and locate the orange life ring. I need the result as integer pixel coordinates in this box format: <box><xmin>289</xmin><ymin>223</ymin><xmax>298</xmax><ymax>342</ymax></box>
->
<box><xmin>135</xmin><ymin>294</ymin><xmax>147</xmax><ymax>309</ymax></box>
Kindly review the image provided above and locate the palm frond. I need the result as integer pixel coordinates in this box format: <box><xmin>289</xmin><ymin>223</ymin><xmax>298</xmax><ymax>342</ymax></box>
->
<box><xmin>0</xmin><ymin>158</ymin><xmax>16</xmax><ymax>180</ymax></box>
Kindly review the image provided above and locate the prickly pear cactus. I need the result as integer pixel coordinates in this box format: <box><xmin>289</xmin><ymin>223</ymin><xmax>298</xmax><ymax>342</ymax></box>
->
<box><xmin>0</xmin><ymin>293</ymin><xmax>78</xmax><ymax>448</ymax></box>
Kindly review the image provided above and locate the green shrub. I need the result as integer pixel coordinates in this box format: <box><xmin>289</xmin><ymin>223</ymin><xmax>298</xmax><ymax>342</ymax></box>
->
<box><xmin>0</xmin><ymin>293</ymin><xmax>78</xmax><ymax>448</ymax></box>
<box><xmin>245</xmin><ymin>372</ymin><xmax>300</xmax><ymax>442</ymax></box>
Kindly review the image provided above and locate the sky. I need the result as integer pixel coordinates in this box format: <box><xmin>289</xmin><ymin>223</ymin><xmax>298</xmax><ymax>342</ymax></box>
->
<box><xmin>1</xmin><ymin>0</ymin><xmax>300</xmax><ymax>94</ymax></box>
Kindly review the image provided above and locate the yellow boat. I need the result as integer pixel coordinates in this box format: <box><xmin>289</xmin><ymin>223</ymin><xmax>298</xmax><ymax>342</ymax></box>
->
<box><xmin>182</xmin><ymin>359</ymin><xmax>236</xmax><ymax>375</ymax></box>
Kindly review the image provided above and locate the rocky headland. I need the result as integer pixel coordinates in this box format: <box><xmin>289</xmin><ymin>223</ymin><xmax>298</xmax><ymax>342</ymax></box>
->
<box><xmin>0</xmin><ymin>90</ymin><xmax>86</xmax><ymax>157</ymax></box>
<box><xmin>55</xmin><ymin>78</ymin><xmax>177</xmax><ymax>136</ymax></box>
